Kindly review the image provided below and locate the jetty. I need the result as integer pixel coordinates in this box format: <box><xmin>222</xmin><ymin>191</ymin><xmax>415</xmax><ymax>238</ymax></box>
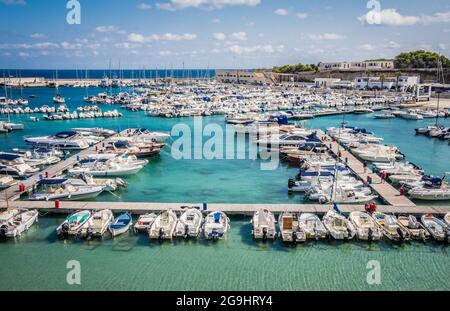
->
<box><xmin>316</xmin><ymin>130</ymin><xmax>416</xmax><ymax>207</ymax></box>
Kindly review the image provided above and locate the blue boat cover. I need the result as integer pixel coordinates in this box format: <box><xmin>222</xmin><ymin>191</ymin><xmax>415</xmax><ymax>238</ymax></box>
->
<box><xmin>55</xmin><ymin>131</ymin><xmax>77</xmax><ymax>138</ymax></box>
<box><xmin>0</xmin><ymin>153</ymin><xmax>21</xmax><ymax>161</ymax></box>
<box><xmin>214</xmin><ymin>212</ymin><xmax>221</xmax><ymax>223</ymax></box>
<box><xmin>110</xmin><ymin>213</ymin><xmax>131</xmax><ymax>229</ymax></box>
<box><xmin>39</xmin><ymin>178</ymin><xmax>67</xmax><ymax>185</ymax></box>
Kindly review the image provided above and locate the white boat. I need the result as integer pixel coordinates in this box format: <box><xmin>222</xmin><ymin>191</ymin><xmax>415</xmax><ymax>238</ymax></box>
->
<box><xmin>397</xmin><ymin>215</ymin><xmax>430</xmax><ymax>241</ymax></box>
<box><xmin>0</xmin><ymin>210</ymin><xmax>39</xmax><ymax>238</ymax></box>
<box><xmin>251</xmin><ymin>209</ymin><xmax>276</xmax><ymax>241</ymax></box>
<box><xmin>25</xmin><ymin>131</ymin><xmax>90</xmax><ymax>150</ymax></box>
<box><xmin>298</xmin><ymin>213</ymin><xmax>328</xmax><ymax>240</ymax></box>
<box><xmin>278</xmin><ymin>212</ymin><xmax>306</xmax><ymax>243</ymax></box>
<box><xmin>421</xmin><ymin>214</ymin><xmax>449</xmax><ymax>242</ymax></box>
<box><xmin>68</xmin><ymin>157</ymin><xmax>145</xmax><ymax>177</ymax></box>
<box><xmin>322</xmin><ymin>208</ymin><xmax>356</xmax><ymax>240</ymax></box>
<box><xmin>203</xmin><ymin>211</ymin><xmax>230</xmax><ymax>240</ymax></box>
<box><xmin>372</xmin><ymin>212</ymin><xmax>410</xmax><ymax>241</ymax></box>
<box><xmin>0</xmin><ymin>209</ymin><xmax>22</xmax><ymax>230</ymax></box>
<box><xmin>109</xmin><ymin>212</ymin><xmax>132</xmax><ymax>237</ymax></box>
<box><xmin>408</xmin><ymin>186</ymin><xmax>450</xmax><ymax>201</ymax></box>
<box><xmin>374</xmin><ymin>112</ymin><xmax>395</xmax><ymax>119</ymax></box>
<box><xmin>57</xmin><ymin>210</ymin><xmax>92</xmax><ymax>237</ymax></box>
<box><xmin>174</xmin><ymin>208</ymin><xmax>204</xmax><ymax>238</ymax></box>
<box><xmin>445</xmin><ymin>213</ymin><xmax>450</xmax><ymax>227</ymax></box>
<box><xmin>0</xmin><ymin>175</ymin><xmax>18</xmax><ymax>189</ymax></box>
<box><xmin>134</xmin><ymin>213</ymin><xmax>157</xmax><ymax>233</ymax></box>
<box><xmin>79</xmin><ymin>209</ymin><xmax>114</xmax><ymax>238</ymax></box>
<box><xmin>72</xmin><ymin>127</ymin><xmax>116</xmax><ymax>137</ymax></box>
<box><xmin>349</xmin><ymin>211</ymin><xmax>383</xmax><ymax>241</ymax></box>
<box><xmin>29</xmin><ymin>178</ymin><xmax>104</xmax><ymax>201</ymax></box>
<box><xmin>148</xmin><ymin>210</ymin><xmax>178</xmax><ymax>240</ymax></box>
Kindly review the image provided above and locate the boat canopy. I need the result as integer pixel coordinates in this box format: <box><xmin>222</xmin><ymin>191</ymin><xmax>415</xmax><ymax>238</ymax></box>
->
<box><xmin>0</xmin><ymin>153</ymin><xmax>21</xmax><ymax>161</ymax></box>
<box><xmin>113</xmin><ymin>141</ymin><xmax>132</xmax><ymax>149</ymax></box>
<box><xmin>54</xmin><ymin>131</ymin><xmax>77</xmax><ymax>138</ymax></box>
<box><xmin>39</xmin><ymin>178</ymin><xmax>67</xmax><ymax>185</ymax></box>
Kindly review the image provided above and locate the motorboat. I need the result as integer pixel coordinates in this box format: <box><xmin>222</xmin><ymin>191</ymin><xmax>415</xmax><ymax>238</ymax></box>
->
<box><xmin>25</xmin><ymin>131</ymin><xmax>90</xmax><ymax>150</ymax></box>
<box><xmin>371</xmin><ymin>212</ymin><xmax>410</xmax><ymax>241</ymax></box>
<box><xmin>0</xmin><ymin>209</ymin><xmax>22</xmax><ymax>229</ymax></box>
<box><xmin>79</xmin><ymin>209</ymin><xmax>114</xmax><ymax>238</ymax></box>
<box><xmin>57</xmin><ymin>210</ymin><xmax>92</xmax><ymax>237</ymax></box>
<box><xmin>397</xmin><ymin>215</ymin><xmax>430</xmax><ymax>241</ymax></box>
<box><xmin>148</xmin><ymin>210</ymin><xmax>178</xmax><ymax>240</ymax></box>
<box><xmin>349</xmin><ymin>211</ymin><xmax>383</xmax><ymax>241</ymax></box>
<box><xmin>109</xmin><ymin>212</ymin><xmax>132</xmax><ymax>237</ymax></box>
<box><xmin>106</xmin><ymin>141</ymin><xmax>162</xmax><ymax>158</ymax></box>
<box><xmin>0</xmin><ymin>210</ymin><xmax>39</xmax><ymax>238</ymax></box>
<box><xmin>408</xmin><ymin>185</ymin><xmax>450</xmax><ymax>201</ymax></box>
<box><xmin>203</xmin><ymin>211</ymin><xmax>230</xmax><ymax>240</ymax></box>
<box><xmin>0</xmin><ymin>175</ymin><xmax>18</xmax><ymax>189</ymax></box>
<box><xmin>174</xmin><ymin>207</ymin><xmax>204</xmax><ymax>238</ymax></box>
<box><xmin>67</xmin><ymin>174</ymin><xmax>128</xmax><ymax>191</ymax></box>
<box><xmin>29</xmin><ymin>178</ymin><xmax>104</xmax><ymax>201</ymax></box>
<box><xmin>374</xmin><ymin>112</ymin><xmax>395</xmax><ymax>119</ymax></box>
<box><xmin>68</xmin><ymin>156</ymin><xmax>145</xmax><ymax>177</ymax></box>
<box><xmin>251</xmin><ymin>209</ymin><xmax>276</xmax><ymax>241</ymax></box>
<box><xmin>278</xmin><ymin>212</ymin><xmax>306</xmax><ymax>243</ymax></box>
<box><xmin>72</xmin><ymin>127</ymin><xmax>116</xmax><ymax>137</ymax></box>
<box><xmin>298</xmin><ymin>213</ymin><xmax>328</xmax><ymax>240</ymax></box>
<box><xmin>134</xmin><ymin>213</ymin><xmax>157</xmax><ymax>233</ymax></box>
<box><xmin>322</xmin><ymin>208</ymin><xmax>356</xmax><ymax>240</ymax></box>
<box><xmin>421</xmin><ymin>214</ymin><xmax>449</xmax><ymax>242</ymax></box>
<box><xmin>445</xmin><ymin>213</ymin><xmax>450</xmax><ymax>227</ymax></box>
<box><xmin>0</xmin><ymin>163</ymin><xmax>39</xmax><ymax>178</ymax></box>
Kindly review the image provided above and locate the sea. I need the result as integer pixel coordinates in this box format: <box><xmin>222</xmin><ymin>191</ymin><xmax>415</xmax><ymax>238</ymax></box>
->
<box><xmin>0</xmin><ymin>85</ymin><xmax>449</xmax><ymax>291</ymax></box>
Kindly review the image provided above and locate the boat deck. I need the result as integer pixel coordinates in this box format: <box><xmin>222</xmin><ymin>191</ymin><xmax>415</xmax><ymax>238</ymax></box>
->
<box><xmin>316</xmin><ymin>130</ymin><xmax>416</xmax><ymax>207</ymax></box>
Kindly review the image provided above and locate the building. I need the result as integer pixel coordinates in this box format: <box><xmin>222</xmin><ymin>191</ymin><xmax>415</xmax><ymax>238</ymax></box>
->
<box><xmin>318</xmin><ymin>60</ymin><xmax>395</xmax><ymax>71</ymax></box>
<box><xmin>353</xmin><ymin>76</ymin><xmax>420</xmax><ymax>90</ymax></box>
<box><xmin>314</xmin><ymin>78</ymin><xmax>341</xmax><ymax>88</ymax></box>
<box><xmin>215</xmin><ymin>70</ymin><xmax>266</xmax><ymax>84</ymax></box>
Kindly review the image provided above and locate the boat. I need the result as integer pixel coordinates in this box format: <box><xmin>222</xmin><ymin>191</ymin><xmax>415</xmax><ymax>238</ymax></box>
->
<box><xmin>0</xmin><ymin>209</ymin><xmax>22</xmax><ymax>231</ymax></box>
<box><xmin>109</xmin><ymin>212</ymin><xmax>132</xmax><ymax>237</ymax></box>
<box><xmin>278</xmin><ymin>212</ymin><xmax>306</xmax><ymax>243</ymax></box>
<box><xmin>421</xmin><ymin>214</ymin><xmax>449</xmax><ymax>242</ymax></box>
<box><xmin>0</xmin><ymin>175</ymin><xmax>18</xmax><ymax>189</ymax></box>
<box><xmin>408</xmin><ymin>185</ymin><xmax>450</xmax><ymax>201</ymax></box>
<box><xmin>79</xmin><ymin>209</ymin><xmax>114</xmax><ymax>238</ymax></box>
<box><xmin>68</xmin><ymin>160</ymin><xmax>145</xmax><ymax>177</ymax></box>
<box><xmin>374</xmin><ymin>112</ymin><xmax>395</xmax><ymax>119</ymax></box>
<box><xmin>397</xmin><ymin>215</ymin><xmax>430</xmax><ymax>241</ymax></box>
<box><xmin>353</xmin><ymin>107</ymin><xmax>373</xmax><ymax>114</ymax></box>
<box><xmin>174</xmin><ymin>207</ymin><xmax>204</xmax><ymax>238</ymax></box>
<box><xmin>322</xmin><ymin>207</ymin><xmax>356</xmax><ymax>240</ymax></box>
<box><xmin>72</xmin><ymin>127</ymin><xmax>116</xmax><ymax>137</ymax></box>
<box><xmin>349</xmin><ymin>211</ymin><xmax>383</xmax><ymax>241</ymax></box>
<box><xmin>25</xmin><ymin>131</ymin><xmax>90</xmax><ymax>150</ymax></box>
<box><xmin>251</xmin><ymin>209</ymin><xmax>277</xmax><ymax>241</ymax></box>
<box><xmin>203</xmin><ymin>211</ymin><xmax>230</xmax><ymax>240</ymax></box>
<box><xmin>445</xmin><ymin>213</ymin><xmax>450</xmax><ymax>227</ymax></box>
<box><xmin>29</xmin><ymin>178</ymin><xmax>104</xmax><ymax>201</ymax></box>
<box><xmin>298</xmin><ymin>213</ymin><xmax>328</xmax><ymax>239</ymax></box>
<box><xmin>56</xmin><ymin>210</ymin><xmax>92</xmax><ymax>237</ymax></box>
<box><xmin>148</xmin><ymin>210</ymin><xmax>178</xmax><ymax>240</ymax></box>
<box><xmin>371</xmin><ymin>212</ymin><xmax>410</xmax><ymax>241</ymax></box>
<box><xmin>0</xmin><ymin>210</ymin><xmax>39</xmax><ymax>238</ymax></box>
<box><xmin>134</xmin><ymin>213</ymin><xmax>157</xmax><ymax>233</ymax></box>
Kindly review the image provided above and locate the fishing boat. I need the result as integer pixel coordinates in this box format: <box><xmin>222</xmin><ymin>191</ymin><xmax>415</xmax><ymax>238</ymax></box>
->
<box><xmin>134</xmin><ymin>213</ymin><xmax>157</xmax><ymax>233</ymax></box>
<box><xmin>251</xmin><ymin>209</ymin><xmax>276</xmax><ymax>241</ymax></box>
<box><xmin>371</xmin><ymin>212</ymin><xmax>411</xmax><ymax>241</ymax></box>
<box><xmin>56</xmin><ymin>210</ymin><xmax>92</xmax><ymax>237</ymax></box>
<box><xmin>0</xmin><ymin>210</ymin><xmax>39</xmax><ymax>238</ymax></box>
<box><xmin>298</xmin><ymin>213</ymin><xmax>328</xmax><ymax>240</ymax></box>
<box><xmin>203</xmin><ymin>211</ymin><xmax>230</xmax><ymax>240</ymax></box>
<box><xmin>322</xmin><ymin>207</ymin><xmax>356</xmax><ymax>240</ymax></box>
<box><xmin>109</xmin><ymin>212</ymin><xmax>132</xmax><ymax>237</ymax></box>
<box><xmin>421</xmin><ymin>214</ymin><xmax>449</xmax><ymax>242</ymax></box>
<box><xmin>79</xmin><ymin>209</ymin><xmax>114</xmax><ymax>238</ymax></box>
<box><xmin>397</xmin><ymin>215</ymin><xmax>430</xmax><ymax>241</ymax></box>
<box><xmin>149</xmin><ymin>210</ymin><xmax>178</xmax><ymax>240</ymax></box>
<box><xmin>278</xmin><ymin>212</ymin><xmax>306</xmax><ymax>243</ymax></box>
<box><xmin>29</xmin><ymin>178</ymin><xmax>104</xmax><ymax>201</ymax></box>
<box><xmin>349</xmin><ymin>211</ymin><xmax>383</xmax><ymax>241</ymax></box>
<box><xmin>0</xmin><ymin>175</ymin><xmax>18</xmax><ymax>189</ymax></box>
<box><xmin>174</xmin><ymin>208</ymin><xmax>204</xmax><ymax>238</ymax></box>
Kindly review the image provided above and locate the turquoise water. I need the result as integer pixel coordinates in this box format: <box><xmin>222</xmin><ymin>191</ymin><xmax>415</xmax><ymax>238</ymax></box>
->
<box><xmin>1</xmin><ymin>87</ymin><xmax>449</xmax><ymax>291</ymax></box>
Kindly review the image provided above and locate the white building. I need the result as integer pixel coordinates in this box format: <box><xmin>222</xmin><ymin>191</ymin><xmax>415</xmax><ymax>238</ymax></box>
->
<box><xmin>353</xmin><ymin>76</ymin><xmax>420</xmax><ymax>90</ymax></box>
<box><xmin>314</xmin><ymin>78</ymin><xmax>341</xmax><ymax>88</ymax></box>
<box><xmin>318</xmin><ymin>60</ymin><xmax>395</xmax><ymax>71</ymax></box>
<box><xmin>216</xmin><ymin>70</ymin><xmax>266</xmax><ymax>84</ymax></box>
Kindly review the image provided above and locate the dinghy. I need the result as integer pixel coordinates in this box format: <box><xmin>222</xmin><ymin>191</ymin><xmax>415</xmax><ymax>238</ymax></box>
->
<box><xmin>57</xmin><ymin>210</ymin><xmax>92</xmax><ymax>237</ymax></box>
<box><xmin>134</xmin><ymin>213</ymin><xmax>157</xmax><ymax>233</ymax></box>
<box><xmin>203</xmin><ymin>211</ymin><xmax>230</xmax><ymax>240</ymax></box>
<box><xmin>149</xmin><ymin>210</ymin><xmax>178</xmax><ymax>240</ymax></box>
<box><xmin>0</xmin><ymin>210</ymin><xmax>38</xmax><ymax>238</ymax></box>
<box><xmin>79</xmin><ymin>209</ymin><xmax>114</xmax><ymax>238</ymax></box>
<box><xmin>372</xmin><ymin>212</ymin><xmax>411</xmax><ymax>241</ymax></box>
<box><xmin>421</xmin><ymin>214</ymin><xmax>449</xmax><ymax>242</ymax></box>
<box><xmin>322</xmin><ymin>208</ymin><xmax>356</xmax><ymax>240</ymax></box>
<box><xmin>174</xmin><ymin>208</ymin><xmax>203</xmax><ymax>238</ymax></box>
<box><xmin>109</xmin><ymin>212</ymin><xmax>132</xmax><ymax>237</ymax></box>
<box><xmin>278</xmin><ymin>212</ymin><xmax>306</xmax><ymax>243</ymax></box>
<box><xmin>349</xmin><ymin>211</ymin><xmax>383</xmax><ymax>241</ymax></box>
<box><xmin>251</xmin><ymin>209</ymin><xmax>277</xmax><ymax>241</ymax></box>
<box><xmin>397</xmin><ymin>215</ymin><xmax>430</xmax><ymax>241</ymax></box>
<box><xmin>298</xmin><ymin>213</ymin><xmax>328</xmax><ymax>240</ymax></box>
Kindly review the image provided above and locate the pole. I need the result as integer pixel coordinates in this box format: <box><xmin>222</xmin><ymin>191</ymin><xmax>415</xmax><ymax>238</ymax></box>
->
<box><xmin>436</xmin><ymin>91</ymin><xmax>440</xmax><ymax>127</ymax></box>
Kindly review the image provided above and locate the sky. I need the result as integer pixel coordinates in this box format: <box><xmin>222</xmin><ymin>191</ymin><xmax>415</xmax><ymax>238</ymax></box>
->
<box><xmin>0</xmin><ymin>0</ymin><xmax>450</xmax><ymax>69</ymax></box>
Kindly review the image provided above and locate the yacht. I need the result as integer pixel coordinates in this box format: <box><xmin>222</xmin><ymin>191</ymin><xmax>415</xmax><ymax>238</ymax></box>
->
<box><xmin>203</xmin><ymin>211</ymin><xmax>230</xmax><ymax>240</ymax></box>
<box><xmin>56</xmin><ymin>210</ymin><xmax>92</xmax><ymax>237</ymax></box>
<box><xmin>349</xmin><ymin>211</ymin><xmax>383</xmax><ymax>241</ymax></box>
<box><xmin>25</xmin><ymin>131</ymin><xmax>90</xmax><ymax>150</ymax></box>
<box><xmin>148</xmin><ymin>210</ymin><xmax>178</xmax><ymax>240</ymax></box>
<box><xmin>174</xmin><ymin>208</ymin><xmax>204</xmax><ymax>238</ymax></box>
<box><xmin>29</xmin><ymin>178</ymin><xmax>104</xmax><ymax>201</ymax></box>
<box><xmin>298</xmin><ymin>213</ymin><xmax>328</xmax><ymax>240</ymax></box>
<box><xmin>278</xmin><ymin>212</ymin><xmax>306</xmax><ymax>243</ymax></box>
<box><xmin>68</xmin><ymin>156</ymin><xmax>146</xmax><ymax>177</ymax></box>
<box><xmin>79</xmin><ymin>209</ymin><xmax>114</xmax><ymax>238</ymax></box>
<box><xmin>0</xmin><ymin>210</ymin><xmax>39</xmax><ymax>238</ymax></box>
<box><xmin>322</xmin><ymin>208</ymin><xmax>356</xmax><ymax>240</ymax></box>
<box><xmin>251</xmin><ymin>209</ymin><xmax>276</xmax><ymax>241</ymax></box>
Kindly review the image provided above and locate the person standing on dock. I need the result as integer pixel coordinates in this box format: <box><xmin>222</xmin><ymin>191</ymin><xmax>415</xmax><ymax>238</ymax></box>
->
<box><xmin>363</xmin><ymin>161</ymin><xmax>368</xmax><ymax>173</ymax></box>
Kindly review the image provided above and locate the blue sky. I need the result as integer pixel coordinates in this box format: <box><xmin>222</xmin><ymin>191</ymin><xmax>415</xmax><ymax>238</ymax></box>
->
<box><xmin>1</xmin><ymin>0</ymin><xmax>450</xmax><ymax>69</ymax></box>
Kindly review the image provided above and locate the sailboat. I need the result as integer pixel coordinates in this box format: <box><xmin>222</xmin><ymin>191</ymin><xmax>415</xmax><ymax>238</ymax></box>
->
<box><xmin>53</xmin><ymin>69</ymin><xmax>65</xmax><ymax>104</ymax></box>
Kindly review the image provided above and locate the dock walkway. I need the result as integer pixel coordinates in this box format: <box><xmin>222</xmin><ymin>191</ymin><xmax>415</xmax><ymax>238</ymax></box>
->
<box><xmin>316</xmin><ymin>130</ymin><xmax>416</xmax><ymax>207</ymax></box>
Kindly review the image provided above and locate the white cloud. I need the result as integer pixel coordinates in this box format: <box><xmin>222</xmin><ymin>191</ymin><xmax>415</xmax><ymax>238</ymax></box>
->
<box><xmin>296</xmin><ymin>12</ymin><xmax>308</xmax><ymax>19</ymax></box>
<box><xmin>213</xmin><ymin>32</ymin><xmax>226</xmax><ymax>41</ymax></box>
<box><xmin>0</xmin><ymin>0</ymin><xmax>26</xmax><ymax>5</ymax></box>
<box><xmin>274</xmin><ymin>8</ymin><xmax>288</xmax><ymax>16</ymax></box>
<box><xmin>155</xmin><ymin>0</ymin><xmax>261</xmax><ymax>11</ymax></box>
<box><xmin>439</xmin><ymin>43</ymin><xmax>447</xmax><ymax>50</ymax></box>
<box><xmin>359</xmin><ymin>41</ymin><xmax>401</xmax><ymax>51</ymax></box>
<box><xmin>30</xmin><ymin>33</ymin><xmax>47</xmax><ymax>39</ymax></box>
<box><xmin>162</xmin><ymin>33</ymin><xmax>197</xmax><ymax>41</ymax></box>
<box><xmin>159</xmin><ymin>50</ymin><xmax>174</xmax><ymax>56</ymax></box>
<box><xmin>227</xmin><ymin>44</ymin><xmax>284</xmax><ymax>55</ymax></box>
<box><xmin>309</xmin><ymin>33</ymin><xmax>345</xmax><ymax>41</ymax></box>
<box><xmin>18</xmin><ymin>51</ymin><xmax>29</xmax><ymax>57</ymax></box>
<box><xmin>212</xmin><ymin>18</ymin><xmax>221</xmax><ymax>23</ymax></box>
<box><xmin>387</xmin><ymin>40</ymin><xmax>400</xmax><ymax>49</ymax></box>
<box><xmin>0</xmin><ymin>42</ymin><xmax>59</xmax><ymax>49</ymax></box>
<box><xmin>60</xmin><ymin>41</ymin><xmax>82</xmax><ymax>49</ymax></box>
<box><xmin>95</xmin><ymin>25</ymin><xmax>126</xmax><ymax>34</ymax></box>
<box><xmin>128</xmin><ymin>32</ymin><xmax>196</xmax><ymax>43</ymax></box>
<box><xmin>358</xmin><ymin>8</ymin><xmax>450</xmax><ymax>26</ymax></box>
<box><xmin>137</xmin><ymin>3</ymin><xmax>152</xmax><ymax>10</ymax></box>
<box><xmin>230</xmin><ymin>31</ymin><xmax>247</xmax><ymax>41</ymax></box>
<box><xmin>360</xmin><ymin>43</ymin><xmax>375</xmax><ymax>51</ymax></box>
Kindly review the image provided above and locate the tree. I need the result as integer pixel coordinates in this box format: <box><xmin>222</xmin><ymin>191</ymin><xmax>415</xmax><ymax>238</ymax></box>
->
<box><xmin>394</xmin><ymin>50</ymin><xmax>450</xmax><ymax>69</ymax></box>
<box><xmin>380</xmin><ymin>74</ymin><xmax>386</xmax><ymax>90</ymax></box>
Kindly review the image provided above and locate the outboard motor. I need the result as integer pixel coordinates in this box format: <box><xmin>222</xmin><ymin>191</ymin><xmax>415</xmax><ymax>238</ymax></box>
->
<box><xmin>61</xmin><ymin>223</ymin><xmax>69</xmax><ymax>237</ymax></box>
<box><xmin>0</xmin><ymin>225</ymin><xmax>8</xmax><ymax>237</ymax></box>
<box><xmin>86</xmin><ymin>228</ymin><xmax>93</xmax><ymax>240</ymax></box>
<box><xmin>158</xmin><ymin>228</ymin><xmax>164</xmax><ymax>240</ymax></box>
<box><xmin>184</xmin><ymin>224</ymin><xmax>190</xmax><ymax>239</ymax></box>
<box><xmin>397</xmin><ymin>227</ymin><xmax>404</xmax><ymax>241</ymax></box>
<box><xmin>288</xmin><ymin>179</ymin><xmax>295</xmax><ymax>190</ymax></box>
<box><xmin>292</xmin><ymin>231</ymin><xmax>297</xmax><ymax>244</ymax></box>
<box><xmin>368</xmin><ymin>228</ymin><xmax>373</xmax><ymax>242</ymax></box>
<box><xmin>262</xmin><ymin>227</ymin><xmax>268</xmax><ymax>242</ymax></box>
